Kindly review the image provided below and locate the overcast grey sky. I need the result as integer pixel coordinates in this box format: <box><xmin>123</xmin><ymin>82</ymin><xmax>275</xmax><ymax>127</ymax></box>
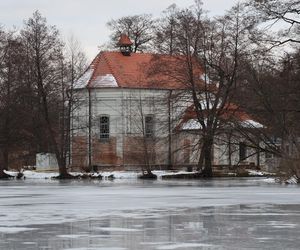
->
<box><xmin>0</xmin><ymin>0</ymin><xmax>239</xmax><ymax>60</ymax></box>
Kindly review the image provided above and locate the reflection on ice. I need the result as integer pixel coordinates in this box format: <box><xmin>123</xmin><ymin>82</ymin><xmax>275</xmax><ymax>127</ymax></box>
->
<box><xmin>2</xmin><ymin>203</ymin><xmax>300</xmax><ymax>249</ymax></box>
<box><xmin>0</xmin><ymin>178</ymin><xmax>300</xmax><ymax>249</ymax></box>
<box><xmin>93</xmin><ymin>227</ymin><xmax>141</xmax><ymax>232</ymax></box>
<box><xmin>0</xmin><ymin>226</ymin><xmax>37</xmax><ymax>233</ymax></box>
<box><xmin>156</xmin><ymin>243</ymin><xmax>213</xmax><ymax>249</ymax></box>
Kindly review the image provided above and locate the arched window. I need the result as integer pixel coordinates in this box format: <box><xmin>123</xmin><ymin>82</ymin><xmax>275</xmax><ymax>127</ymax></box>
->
<box><xmin>239</xmin><ymin>142</ymin><xmax>247</xmax><ymax>161</ymax></box>
<box><xmin>100</xmin><ymin>115</ymin><xmax>110</xmax><ymax>139</ymax></box>
<box><xmin>145</xmin><ymin>115</ymin><xmax>154</xmax><ymax>138</ymax></box>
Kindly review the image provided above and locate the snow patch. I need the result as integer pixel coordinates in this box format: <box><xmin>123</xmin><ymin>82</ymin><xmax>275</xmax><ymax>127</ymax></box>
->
<box><xmin>4</xmin><ymin>170</ymin><xmax>170</xmax><ymax>180</ymax></box>
<box><xmin>0</xmin><ymin>227</ymin><xmax>37</xmax><ymax>233</ymax></box>
<box><xmin>94</xmin><ymin>227</ymin><xmax>141</xmax><ymax>232</ymax></box>
<box><xmin>259</xmin><ymin>221</ymin><xmax>299</xmax><ymax>229</ymax></box>
<box><xmin>57</xmin><ymin>234</ymin><xmax>90</xmax><ymax>239</ymax></box>
<box><xmin>73</xmin><ymin>69</ymin><xmax>93</xmax><ymax>89</ymax></box>
<box><xmin>91</xmin><ymin>74</ymin><xmax>118</xmax><ymax>87</ymax></box>
<box><xmin>182</xmin><ymin>119</ymin><xmax>201</xmax><ymax>130</ymax></box>
<box><xmin>141</xmin><ymin>242</ymin><xmax>172</xmax><ymax>246</ymax></box>
<box><xmin>247</xmin><ymin>170</ymin><xmax>274</xmax><ymax>176</ymax></box>
<box><xmin>261</xmin><ymin>178</ymin><xmax>276</xmax><ymax>183</ymax></box>
<box><xmin>284</xmin><ymin>176</ymin><xmax>298</xmax><ymax>184</ymax></box>
<box><xmin>3</xmin><ymin>170</ymin><xmax>277</xmax><ymax>181</ymax></box>
<box><xmin>65</xmin><ymin>248</ymin><xmax>126</xmax><ymax>250</ymax></box>
<box><xmin>159</xmin><ymin>171</ymin><xmax>197</xmax><ymax>176</ymax></box>
<box><xmin>4</xmin><ymin>170</ymin><xmax>58</xmax><ymax>179</ymax></box>
<box><xmin>101</xmin><ymin>171</ymin><xmax>139</xmax><ymax>179</ymax></box>
<box><xmin>241</xmin><ymin>119</ymin><xmax>264</xmax><ymax>128</ymax></box>
<box><xmin>156</xmin><ymin>243</ymin><xmax>213</xmax><ymax>249</ymax></box>
<box><xmin>272</xmin><ymin>224</ymin><xmax>297</xmax><ymax>229</ymax></box>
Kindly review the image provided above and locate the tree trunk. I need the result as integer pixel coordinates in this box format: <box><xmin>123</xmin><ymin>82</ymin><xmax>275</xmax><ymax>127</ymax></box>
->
<box><xmin>0</xmin><ymin>154</ymin><xmax>12</xmax><ymax>179</ymax></box>
<box><xmin>2</xmin><ymin>147</ymin><xmax>9</xmax><ymax>171</ymax></box>
<box><xmin>198</xmin><ymin>137</ymin><xmax>214</xmax><ymax>178</ymax></box>
<box><xmin>197</xmin><ymin>145</ymin><xmax>205</xmax><ymax>172</ymax></box>
<box><xmin>35</xmin><ymin>51</ymin><xmax>71</xmax><ymax>178</ymax></box>
<box><xmin>202</xmin><ymin>145</ymin><xmax>213</xmax><ymax>177</ymax></box>
<box><xmin>0</xmin><ymin>168</ymin><xmax>11</xmax><ymax>179</ymax></box>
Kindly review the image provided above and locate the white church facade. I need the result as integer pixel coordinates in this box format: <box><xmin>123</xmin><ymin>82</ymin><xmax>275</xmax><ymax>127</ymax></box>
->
<box><xmin>70</xmin><ymin>35</ymin><xmax>265</xmax><ymax>171</ymax></box>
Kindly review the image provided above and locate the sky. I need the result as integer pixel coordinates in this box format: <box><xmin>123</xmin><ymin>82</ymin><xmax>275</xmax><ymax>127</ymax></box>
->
<box><xmin>0</xmin><ymin>0</ymin><xmax>239</xmax><ymax>60</ymax></box>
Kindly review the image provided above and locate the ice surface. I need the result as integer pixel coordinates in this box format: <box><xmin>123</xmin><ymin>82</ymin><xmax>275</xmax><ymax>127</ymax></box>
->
<box><xmin>64</xmin><ymin>248</ymin><xmax>126</xmax><ymax>250</ymax></box>
<box><xmin>0</xmin><ymin>178</ymin><xmax>298</xmax><ymax>228</ymax></box>
<box><xmin>156</xmin><ymin>243</ymin><xmax>213</xmax><ymax>249</ymax></box>
<box><xmin>57</xmin><ymin>234</ymin><xmax>90</xmax><ymax>239</ymax></box>
<box><xmin>0</xmin><ymin>227</ymin><xmax>37</xmax><ymax>233</ymax></box>
<box><xmin>94</xmin><ymin>227</ymin><xmax>141</xmax><ymax>232</ymax></box>
<box><xmin>0</xmin><ymin>179</ymin><xmax>300</xmax><ymax>249</ymax></box>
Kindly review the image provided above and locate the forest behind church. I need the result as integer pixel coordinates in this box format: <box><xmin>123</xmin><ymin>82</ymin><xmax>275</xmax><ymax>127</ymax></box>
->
<box><xmin>0</xmin><ymin>0</ymin><xmax>300</xmax><ymax>180</ymax></box>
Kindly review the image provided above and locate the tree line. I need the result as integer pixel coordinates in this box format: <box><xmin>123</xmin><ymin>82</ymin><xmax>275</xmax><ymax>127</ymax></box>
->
<box><xmin>0</xmin><ymin>11</ymin><xmax>87</xmax><ymax>178</ymax></box>
<box><xmin>0</xmin><ymin>0</ymin><xmax>299</xmax><ymax>180</ymax></box>
<box><xmin>105</xmin><ymin>0</ymin><xmax>300</xmax><ymax>179</ymax></box>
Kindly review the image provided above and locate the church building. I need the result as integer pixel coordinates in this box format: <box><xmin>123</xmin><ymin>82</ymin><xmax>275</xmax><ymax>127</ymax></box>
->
<box><xmin>70</xmin><ymin>35</ymin><xmax>264</xmax><ymax>171</ymax></box>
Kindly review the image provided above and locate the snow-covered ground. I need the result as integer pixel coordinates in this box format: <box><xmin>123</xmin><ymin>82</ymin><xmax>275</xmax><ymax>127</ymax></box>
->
<box><xmin>0</xmin><ymin>178</ymin><xmax>299</xmax><ymax>249</ymax></box>
<box><xmin>5</xmin><ymin>169</ymin><xmax>276</xmax><ymax>180</ymax></box>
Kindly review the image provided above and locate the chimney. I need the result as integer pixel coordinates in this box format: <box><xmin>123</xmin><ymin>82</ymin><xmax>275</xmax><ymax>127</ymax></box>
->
<box><xmin>117</xmin><ymin>34</ymin><xmax>133</xmax><ymax>56</ymax></box>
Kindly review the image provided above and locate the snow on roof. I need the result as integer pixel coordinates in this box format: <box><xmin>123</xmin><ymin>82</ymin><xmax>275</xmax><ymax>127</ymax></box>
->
<box><xmin>241</xmin><ymin>119</ymin><xmax>264</xmax><ymax>128</ymax></box>
<box><xmin>200</xmin><ymin>73</ymin><xmax>212</xmax><ymax>84</ymax></box>
<box><xmin>181</xmin><ymin>118</ymin><xmax>263</xmax><ymax>131</ymax></box>
<box><xmin>74</xmin><ymin>68</ymin><xmax>94</xmax><ymax>89</ymax></box>
<box><xmin>182</xmin><ymin>119</ymin><xmax>202</xmax><ymax>130</ymax></box>
<box><xmin>91</xmin><ymin>74</ymin><xmax>118</xmax><ymax>88</ymax></box>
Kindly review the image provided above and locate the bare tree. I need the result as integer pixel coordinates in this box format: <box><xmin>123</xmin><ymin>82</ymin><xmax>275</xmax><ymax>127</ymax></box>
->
<box><xmin>20</xmin><ymin>11</ymin><xmax>71</xmax><ymax>178</ymax></box>
<box><xmin>107</xmin><ymin>14</ymin><xmax>155</xmax><ymax>52</ymax></box>
<box><xmin>237</xmin><ymin>48</ymin><xmax>300</xmax><ymax>181</ymax></box>
<box><xmin>246</xmin><ymin>0</ymin><xmax>300</xmax><ymax>48</ymax></box>
<box><xmin>154</xmin><ymin>4</ymin><xmax>180</xmax><ymax>55</ymax></box>
<box><xmin>0</xmin><ymin>29</ymin><xmax>29</xmax><ymax>178</ymax></box>
<box><xmin>61</xmin><ymin>35</ymin><xmax>87</xmax><ymax>168</ymax></box>
<box><xmin>127</xmin><ymin>93</ymin><xmax>158</xmax><ymax>178</ymax></box>
<box><xmin>0</xmin><ymin>28</ymin><xmax>14</xmax><ymax>178</ymax></box>
<box><xmin>150</xmin><ymin>2</ymin><xmax>254</xmax><ymax>177</ymax></box>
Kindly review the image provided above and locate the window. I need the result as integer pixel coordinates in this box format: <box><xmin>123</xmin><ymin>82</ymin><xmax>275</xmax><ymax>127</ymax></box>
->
<box><xmin>100</xmin><ymin>115</ymin><xmax>110</xmax><ymax>139</ymax></box>
<box><xmin>239</xmin><ymin>142</ymin><xmax>247</xmax><ymax>161</ymax></box>
<box><xmin>145</xmin><ymin>115</ymin><xmax>154</xmax><ymax>138</ymax></box>
<box><xmin>285</xmin><ymin>145</ymin><xmax>290</xmax><ymax>155</ymax></box>
<box><xmin>265</xmin><ymin>151</ymin><xmax>273</xmax><ymax>159</ymax></box>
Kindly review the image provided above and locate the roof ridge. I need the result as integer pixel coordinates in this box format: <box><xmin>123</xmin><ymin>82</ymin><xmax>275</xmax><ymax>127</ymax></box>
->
<box><xmin>102</xmin><ymin>50</ymin><xmax>167</xmax><ymax>57</ymax></box>
<box><xmin>87</xmin><ymin>52</ymin><xmax>102</xmax><ymax>88</ymax></box>
<box><xmin>102</xmin><ymin>52</ymin><xmax>121</xmax><ymax>86</ymax></box>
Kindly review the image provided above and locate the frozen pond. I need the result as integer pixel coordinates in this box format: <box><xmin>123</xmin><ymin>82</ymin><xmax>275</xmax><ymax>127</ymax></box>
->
<box><xmin>0</xmin><ymin>178</ymin><xmax>300</xmax><ymax>249</ymax></box>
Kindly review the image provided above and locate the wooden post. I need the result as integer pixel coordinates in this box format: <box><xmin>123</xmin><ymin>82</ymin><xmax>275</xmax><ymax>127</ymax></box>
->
<box><xmin>168</xmin><ymin>90</ymin><xmax>173</xmax><ymax>169</ymax></box>
<box><xmin>88</xmin><ymin>88</ymin><xmax>92</xmax><ymax>170</ymax></box>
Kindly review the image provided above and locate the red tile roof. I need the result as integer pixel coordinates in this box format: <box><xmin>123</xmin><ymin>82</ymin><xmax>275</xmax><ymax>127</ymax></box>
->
<box><xmin>177</xmin><ymin>103</ymin><xmax>261</xmax><ymax>131</ymax></box>
<box><xmin>82</xmin><ymin>51</ymin><xmax>203</xmax><ymax>90</ymax></box>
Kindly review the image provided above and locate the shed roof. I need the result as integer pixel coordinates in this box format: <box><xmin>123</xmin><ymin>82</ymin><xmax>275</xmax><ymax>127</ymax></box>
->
<box><xmin>178</xmin><ymin>103</ymin><xmax>264</xmax><ymax>131</ymax></box>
